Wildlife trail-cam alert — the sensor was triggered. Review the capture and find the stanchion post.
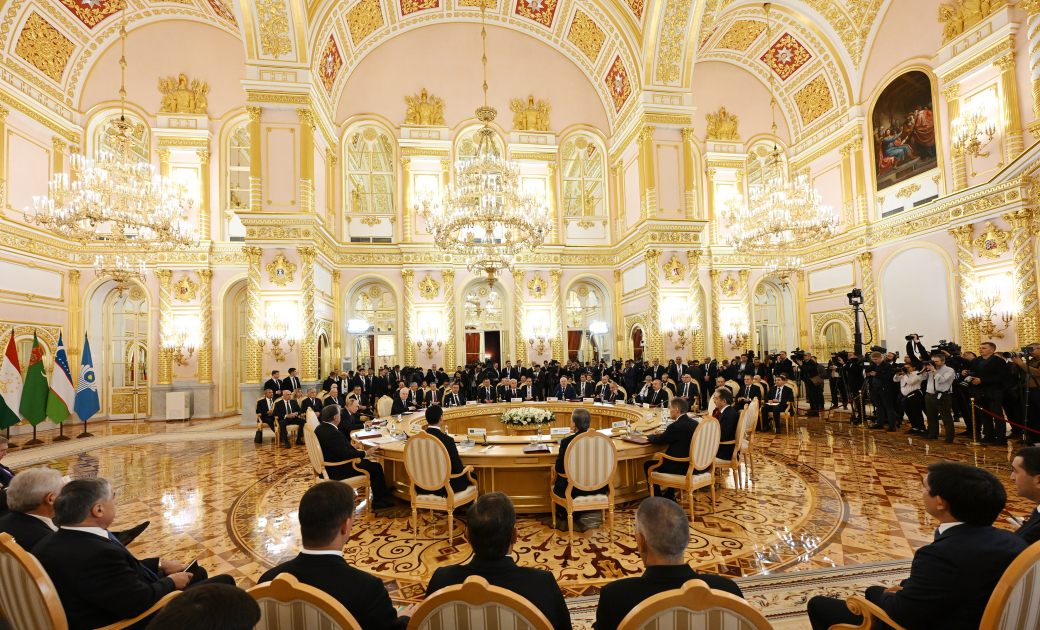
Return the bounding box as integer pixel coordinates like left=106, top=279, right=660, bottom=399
left=967, top=397, right=981, bottom=447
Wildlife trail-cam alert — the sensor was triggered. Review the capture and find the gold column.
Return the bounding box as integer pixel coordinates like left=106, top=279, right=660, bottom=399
left=401, top=158, right=413, bottom=243
left=681, top=128, right=697, bottom=219
left=994, top=53, right=1025, bottom=161
left=298, top=246, right=317, bottom=381
left=155, top=268, right=173, bottom=386
left=639, top=126, right=657, bottom=219
left=332, top=269, right=342, bottom=364
left=738, top=269, right=751, bottom=351
left=247, top=106, right=263, bottom=211
left=708, top=269, right=725, bottom=359
left=326, top=149, right=338, bottom=232
left=1004, top=209, right=1039, bottom=344
left=196, top=269, right=213, bottom=384
left=851, top=138, right=869, bottom=224
left=402, top=269, right=416, bottom=366
left=0, top=106, right=8, bottom=204
left=244, top=246, right=263, bottom=382
left=948, top=226, right=979, bottom=350
left=795, top=270, right=809, bottom=350
left=613, top=269, right=623, bottom=358
left=942, top=85, right=968, bottom=192
left=197, top=151, right=211, bottom=241
left=687, top=250, right=705, bottom=360
left=1025, top=0, right=1040, bottom=130
left=840, top=144, right=854, bottom=226
left=68, top=269, right=81, bottom=374
left=705, top=169, right=718, bottom=243
left=53, top=137, right=66, bottom=180
left=157, top=148, right=171, bottom=179
left=512, top=268, right=527, bottom=365
left=550, top=269, right=564, bottom=362
left=443, top=269, right=456, bottom=368
left=547, top=163, right=560, bottom=244
left=297, top=109, right=315, bottom=214
left=645, top=249, right=663, bottom=361
left=855, top=251, right=880, bottom=347
left=613, top=162, right=625, bottom=237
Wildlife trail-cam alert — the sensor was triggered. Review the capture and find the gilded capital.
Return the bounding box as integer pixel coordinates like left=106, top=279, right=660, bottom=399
left=839, top=144, right=851, bottom=159
left=705, top=168, right=716, bottom=181
left=156, top=148, right=171, bottom=162
left=243, top=246, right=263, bottom=265
left=332, top=269, right=341, bottom=283
left=326, top=148, right=337, bottom=165
left=1022, top=0, right=1040, bottom=15
left=0, top=105, right=8, bottom=120
left=709, top=268, right=721, bottom=281
left=246, top=106, right=262, bottom=123
left=993, top=52, right=1016, bottom=74
left=850, top=137, right=863, bottom=152
left=442, top=268, right=455, bottom=281
left=549, top=268, right=563, bottom=283
left=613, top=268, right=622, bottom=282
left=855, top=251, right=873, bottom=264
left=400, top=157, right=411, bottom=168
left=297, top=246, right=317, bottom=264
left=948, top=224, right=974, bottom=245
left=940, top=84, right=960, bottom=102
left=154, top=268, right=173, bottom=287
left=197, top=150, right=211, bottom=164
left=1002, top=208, right=1034, bottom=230
left=402, top=269, right=415, bottom=283
left=639, top=125, right=656, bottom=143
left=546, top=162, right=557, bottom=176
left=643, top=248, right=663, bottom=264
left=196, top=268, right=213, bottom=281
left=296, top=108, right=315, bottom=130
left=680, top=127, right=696, bottom=143
left=69, top=269, right=80, bottom=283
left=53, top=136, right=67, bottom=151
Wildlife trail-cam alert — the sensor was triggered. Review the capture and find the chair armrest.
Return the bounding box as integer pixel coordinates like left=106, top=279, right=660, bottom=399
left=717, top=439, right=737, bottom=445
left=645, top=453, right=664, bottom=475
left=657, top=453, right=692, bottom=462
left=827, top=596, right=909, bottom=630
left=95, top=591, right=181, bottom=630
left=324, top=459, right=360, bottom=467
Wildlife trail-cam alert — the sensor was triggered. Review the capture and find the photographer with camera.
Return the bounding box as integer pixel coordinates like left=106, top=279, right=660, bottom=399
left=1010, top=343, right=1040, bottom=446
left=964, top=342, right=1008, bottom=445
left=772, top=351, right=794, bottom=382
left=866, top=350, right=900, bottom=431
left=838, top=351, right=865, bottom=424
left=827, top=354, right=847, bottom=409
left=894, top=355, right=927, bottom=435
left=795, top=352, right=824, bottom=418
left=923, top=353, right=956, bottom=442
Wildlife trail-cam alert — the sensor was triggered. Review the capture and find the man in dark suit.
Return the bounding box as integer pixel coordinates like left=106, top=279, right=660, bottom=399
left=496, top=378, right=512, bottom=403
left=638, top=380, right=668, bottom=407
left=551, top=409, right=609, bottom=523
left=551, top=377, right=577, bottom=400
left=477, top=378, right=497, bottom=403
left=339, top=399, right=367, bottom=436
left=735, top=374, right=762, bottom=411
left=701, top=358, right=718, bottom=410
left=773, top=352, right=794, bottom=380
left=34, top=478, right=234, bottom=630
left=300, top=388, right=323, bottom=418
left=274, top=390, right=305, bottom=448
left=762, top=375, right=795, bottom=433
left=503, top=361, right=520, bottom=382
left=595, top=497, right=743, bottom=630
left=255, top=389, right=277, bottom=433
left=575, top=374, right=595, bottom=399
left=808, top=462, right=1028, bottom=630
left=714, top=388, right=740, bottom=461
left=623, top=360, right=637, bottom=394
left=519, top=377, right=536, bottom=401
left=0, top=467, right=63, bottom=551
left=866, top=351, right=900, bottom=431
left=647, top=359, right=665, bottom=382
left=676, top=374, right=698, bottom=407
left=443, top=383, right=466, bottom=407
left=644, top=398, right=699, bottom=499
left=283, top=367, right=302, bottom=395
left=966, top=342, right=1009, bottom=444
left=259, top=482, right=413, bottom=629
left=1010, top=446, right=1040, bottom=545
left=390, top=387, right=416, bottom=415
left=322, top=369, right=342, bottom=394
left=426, top=492, right=570, bottom=630
left=263, top=370, right=284, bottom=397
left=315, top=406, right=393, bottom=510
left=424, top=383, right=443, bottom=407
left=423, top=406, right=472, bottom=496
left=599, top=382, right=624, bottom=404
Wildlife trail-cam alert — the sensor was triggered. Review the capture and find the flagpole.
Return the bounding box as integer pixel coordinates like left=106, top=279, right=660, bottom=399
left=77, top=416, right=93, bottom=438
left=24, top=425, right=42, bottom=446
left=54, top=420, right=70, bottom=442
left=4, top=427, right=18, bottom=450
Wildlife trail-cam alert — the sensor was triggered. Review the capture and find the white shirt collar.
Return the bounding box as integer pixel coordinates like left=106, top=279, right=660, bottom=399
left=300, top=549, right=343, bottom=556
left=61, top=525, right=109, bottom=539
left=937, top=521, right=964, bottom=535
left=427, top=425, right=442, bottom=432
left=28, top=513, right=58, bottom=531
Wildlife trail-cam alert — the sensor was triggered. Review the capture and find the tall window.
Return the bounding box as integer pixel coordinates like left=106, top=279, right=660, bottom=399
left=349, top=283, right=397, bottom=368
left=561, top=135, right=604, bottom=217
left=346, top=127, right=395, bottom=214
left=457, top=127, right=504, bottom=160
left=107, top=287, right=149, bottom=419
left=823, top=322, right=850, bottom=357
left=227, top=126, right=250, bottom=210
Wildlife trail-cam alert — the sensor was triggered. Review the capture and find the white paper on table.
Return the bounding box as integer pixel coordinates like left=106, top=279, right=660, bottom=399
left=547, top=397, right=559, bottom=401
left=479, top=445, right=497, bottom=453
left=511, top=398, right=522, bottom=402
left=612, top=420, right=627, bottom=429
left=364, top=437, right=397, bottom=445
left=466, top=401, right=478, bottom=405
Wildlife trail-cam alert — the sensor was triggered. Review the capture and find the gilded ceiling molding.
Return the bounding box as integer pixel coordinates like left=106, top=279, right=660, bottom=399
left=0, top=88, right=79, bottom=144
left=938, top=34, right=1015, bottom=84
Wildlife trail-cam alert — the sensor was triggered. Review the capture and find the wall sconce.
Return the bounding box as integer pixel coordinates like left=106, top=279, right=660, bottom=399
left=967, top=280, right=1013, bottom=340
left=724, top=315, right=750, bottom=350
left=664, top=301, right=697, bottom=350
left=527, top=319, right=554, bottom=356
left=255, top=314, right=296, bottom=362
left=163, top=319, right=196, bottom=367
left=417, top=323, right=442, bottom=359
left=952, top=99, right=996, bottom=167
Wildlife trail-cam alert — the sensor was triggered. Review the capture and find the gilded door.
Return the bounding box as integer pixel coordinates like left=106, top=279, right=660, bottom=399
left=108, top=289, right=149, bottom=419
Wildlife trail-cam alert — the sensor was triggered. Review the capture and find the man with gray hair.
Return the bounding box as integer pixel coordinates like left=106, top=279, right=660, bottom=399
left=594, top=497, right=743, bottom=630
left=0, top=467, right=63, bottom=551
left=551, top=408, right=609, bottom=525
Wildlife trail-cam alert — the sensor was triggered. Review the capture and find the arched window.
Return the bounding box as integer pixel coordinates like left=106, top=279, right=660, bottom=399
left=565, top=281, right=610, bottom=362
left=106, top=285, right=149, bottom=419
left=348, top=283, right=397, bottom=369
left=822, top=322, right=849, bottom=357
left=96, top=115, right=149, bottom=163
left=345, top=126, right=395, bottom=214
left=227, top=125, right=251, bottom=211
left=561, top=135, right=604, bottom=216
left=464, top=287, right=504, bottom=331
left=457, top=126, right=505, bottom=160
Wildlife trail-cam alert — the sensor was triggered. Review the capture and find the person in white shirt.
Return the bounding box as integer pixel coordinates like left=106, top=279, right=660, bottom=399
left=894, top=357, right=927, bottom=436
left=924, top=353, right=957, bottom=443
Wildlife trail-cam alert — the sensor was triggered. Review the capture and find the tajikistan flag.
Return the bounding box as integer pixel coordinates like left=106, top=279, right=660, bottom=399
left=46, top=332, right=75, bottom=424
left=0, top=332, right=23, bottom=430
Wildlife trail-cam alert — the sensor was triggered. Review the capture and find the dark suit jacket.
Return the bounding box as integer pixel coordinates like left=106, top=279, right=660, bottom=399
left=575, top=382, right=596, bottom=399
left=736, top=384, right=762, bottom=406
left=647, top=365, right=666, bottom=381
left=390, top=396, right=415, bottom=415
left=594, top=565, right=743, bottom=630
left=283, top=375, right=302, bottom=393
left=496, top=384, right=512, bottom=402
left=647, top=414, right=699, bottom=475
left=519, top=384, right=536, bottom=400
left=640, top=388, right=668, bottom=407
left=425, top=426, right=469, bottom=494
left=971, top=354, right=1008, bottom=390
left=764, top=385, right=794, bottom=408
left=274, top=398, right=302, bottom=425
left=876, top=524, right=1026, bottom=630
left=599, top=388, right=624, bottom=404
left=33, top=528, right=176, bottom=630
left=263, top=378, right=284, bottom=394
left=716, top=405, right=740, bottom=460
left=338, top=410, right=366, bottom=438
left=443, top=391, right=466, bottom=407
left=477, top=386, right=497, bottom=403
left=425, top=388, right=444, bottom=407
left=315, top=422, right=367, bottom=480
left=1016, top=507, right=1040, bottom=545
left=552, top=433, right=609, bottom=499
left=0, top=462, right=12, bottom=515
left=300, top=397, right=323, bottom=418
left=551, top=385, right=577, bottom=400
left=259, top=553, right=407, bottom=630
left=427, top=556, right=570, bottom=630
left=0, top=511, right=55, bottom=551
left=675, top=381, right=698, bottom=401
left=255, top=396, right=276, bottom=424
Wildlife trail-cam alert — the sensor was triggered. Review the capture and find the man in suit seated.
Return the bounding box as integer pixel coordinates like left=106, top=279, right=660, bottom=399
left=347, top=385, right=368, bottom=413
left=406, top=382, right=423, bottom=409
left=714, top=388, right=740, bottom=461
left=595, top=497, right=743, bottom=630
left=496, top=378, right=512, bottom=404
left=659, top=373, right=677, bottom=396
left=634, top=375, right=653, bottom=403
left=551, top=408, right=609, bottom=526
left=643, top=398, right=699, bottom=500
left=807, top=462, right=1028, bottom=630
left=477, top=378, right=497, bottom=404
left=0, top=467, right=64, bottom=551
left=141, top=583, right=260, bottom=630
left=258, top=482, right=414, bottom=629
left=598, top=382, right=625, bottom=404
left=443, top=382, right=467, bottom=407
left=573, top=374, right=592, bottom=399
left=338, top=398, right=368, bottom=437
left=423, top=405, right=473, bottom=497
left=315, top=406, right=394, bottom=510
left=426, top=492, right=570, bottom=630
left=34, top=478, right=234, bottom=630
left=551, top=376, right=577, bottom=400
left=594, top=375, right=611, bottom=398
left=390, top=387, right=417, bottom=416
left=424, top=382, right=443, bottom=407
left=676, top=374, right=698, bottom=406
left=762, top=375, right=795, bottom=433
left=255, top=389, right=277, bottom=434
left=637, top=380, right=668, bottom=408
left=274, top=390, right=305, bottom=448
left=504, top=379, right=521, bottom=402
left=520, top=377, right=537, bottom=401
left=1010, top=446, right=1040, bottom=544
left=300, top=388, right=323, bottom=418
left=263, top=370, right=284, bottom=397
left=735, top=374, right=762, bottom=411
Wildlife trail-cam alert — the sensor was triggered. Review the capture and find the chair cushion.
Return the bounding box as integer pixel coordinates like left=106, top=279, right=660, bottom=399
left=649, top=472, right=712, bottom=486
left=715, top=457, right=733, bottom=466
left=740, top=439, right=749, bottom=450
left=416, top=484, right=478, bottom=506
left=340, top=475, right=368, bottom=489
left=572, top=494, right=609, bottom=506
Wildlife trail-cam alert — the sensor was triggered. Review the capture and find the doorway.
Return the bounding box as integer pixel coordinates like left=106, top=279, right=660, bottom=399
left=464, top=331, right=500, bottom=366
left=632, top=327, right=643, bottom=362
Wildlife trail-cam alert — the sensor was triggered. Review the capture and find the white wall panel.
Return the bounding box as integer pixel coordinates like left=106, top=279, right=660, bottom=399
left=879, top=247, right=953, bottom=349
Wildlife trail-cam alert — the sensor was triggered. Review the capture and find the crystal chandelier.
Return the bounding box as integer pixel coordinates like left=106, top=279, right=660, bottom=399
left=721, top=3, right=837, bottom=274
left=24, top=6, right=196, bottom=289
left=414, top=3, right=550, bottom=286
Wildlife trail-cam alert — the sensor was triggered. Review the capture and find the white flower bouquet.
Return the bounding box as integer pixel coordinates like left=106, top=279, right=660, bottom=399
left=499, top=406, right=555, bottom=428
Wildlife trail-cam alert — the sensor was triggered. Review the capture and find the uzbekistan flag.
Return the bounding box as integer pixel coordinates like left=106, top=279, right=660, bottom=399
left=46, top=332, right=75, bottom=424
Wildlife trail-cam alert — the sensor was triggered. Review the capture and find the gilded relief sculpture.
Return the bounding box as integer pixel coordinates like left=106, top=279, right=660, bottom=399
left=158, top=73, right=209, bottom=114
left=510, top=95, right=551, bottom=131
left=939, top=0, right=1005, bottom=44
left=404, top=88, right=446, bottom=126
left=705, top=106, right=740, bottom=141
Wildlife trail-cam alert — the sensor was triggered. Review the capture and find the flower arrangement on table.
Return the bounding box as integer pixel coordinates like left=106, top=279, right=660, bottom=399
left=499, top=406, right=555, bottom=428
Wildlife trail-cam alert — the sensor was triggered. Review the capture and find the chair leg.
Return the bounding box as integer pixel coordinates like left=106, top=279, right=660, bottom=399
left=732, top=467, right=739, bottom=490
left=686, top=488, right=694, bottom=522
left=567, top=511, right=574, bottom=550
left=412, top=508, right=418, bottom=540
left=748, top=452, right=755, bottom=479
left=447, top=509, right=454, bottom=543
left=608, top=507, right=614, bottom=551
left=552, top=502, right=557, bottom=530
left=710, top=482, right=716, bottom=513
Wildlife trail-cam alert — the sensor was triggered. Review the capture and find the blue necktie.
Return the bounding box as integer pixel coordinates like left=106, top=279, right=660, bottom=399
left=0, top=466, right=13, bottom=486
left=108, top=532, right=160, bottom=581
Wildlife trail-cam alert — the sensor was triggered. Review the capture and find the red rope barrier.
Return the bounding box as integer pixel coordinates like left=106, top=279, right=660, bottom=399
left=971, top=403, right=1040, bottom=436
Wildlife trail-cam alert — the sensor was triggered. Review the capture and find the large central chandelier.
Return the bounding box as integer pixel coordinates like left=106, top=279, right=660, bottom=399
left=24, top=6, right=196, bottom=288
left=414, top=2, right=550, bottom=285
left=721, top=3, right=837, bottom=283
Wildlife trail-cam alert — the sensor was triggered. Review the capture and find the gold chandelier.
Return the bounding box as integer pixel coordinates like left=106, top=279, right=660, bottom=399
left=24, top=6, right=196, bottom=289
left=414, top=3, right=550, bottom=285
left=721, top=3, right=837, bottom=274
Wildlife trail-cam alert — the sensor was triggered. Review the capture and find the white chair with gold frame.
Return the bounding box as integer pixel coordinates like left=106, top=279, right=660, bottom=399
left=406, top=575, right=553, bottom=630
left=305, top=407, right=320, bottom=432
left=376, top=395, right=394, bottom=418
left=403, top=430, right=479, bottom=541
left=548, top=428, right=618, bottom=550
left=249, top=573, right=362, bottom=630
left=646, top=417, right=722, bottom=518
left=301, top=422, right=373, bottom=517
left=615, top=579, right=773, bottom=630
left=778, top=382, right=797, bottom=433
left=715, top=398, right=758, bottom=490
left=256, top=396, right=282, bottom=445
left=0, top=532, right=180, bottom=630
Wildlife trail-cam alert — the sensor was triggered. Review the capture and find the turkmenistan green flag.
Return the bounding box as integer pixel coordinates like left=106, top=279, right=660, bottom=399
left=20, top=331, right=50, bottom=426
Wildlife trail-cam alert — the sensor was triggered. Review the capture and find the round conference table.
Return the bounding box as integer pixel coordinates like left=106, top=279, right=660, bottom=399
left=354, top=402, right=671, bottom=513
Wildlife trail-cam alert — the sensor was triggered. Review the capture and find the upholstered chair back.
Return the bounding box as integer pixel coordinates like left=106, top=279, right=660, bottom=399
left=565, top=430, right=618, bottom=492
left=689, top=418, right=721, bottom=472
left=404, top=430, right=450, bottom=491
left=250, top=573, right=362, bottom=630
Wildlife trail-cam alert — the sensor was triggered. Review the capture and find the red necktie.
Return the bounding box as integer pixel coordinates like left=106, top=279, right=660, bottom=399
left=712, top=409, right=720, bottom=418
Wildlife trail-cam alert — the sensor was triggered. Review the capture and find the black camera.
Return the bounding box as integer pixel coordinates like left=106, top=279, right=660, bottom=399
left=958, top=371, right=976, bottom=389
left=870, top=345, right=887, bottom=354
left=931, top=340, right=961, bottom=355
left=791, top=349, right=806, bottom=361
left=905, top=334, right=922, bottom=341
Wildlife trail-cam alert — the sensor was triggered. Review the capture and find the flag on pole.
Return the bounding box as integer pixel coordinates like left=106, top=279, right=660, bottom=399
left=46, top=332, right=75, bottom=424
left=74, top=334, right=101, bottom=423
left=0, top=332, right=23, bottom=430
left=20, top=331, right=50, bottom=426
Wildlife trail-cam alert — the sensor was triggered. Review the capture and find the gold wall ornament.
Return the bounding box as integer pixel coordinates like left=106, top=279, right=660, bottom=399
left=256, top=0, right=293, bottom=58
left=266, top=252, right=296, bottom=286
left=346, top=0, right=384, bottom=45
left=972, top=221, right=1011, bottom=259
left=793, top=75, right=834, bottom=126
left=940, top=0, right=1004, bottom=44
left=720, top=273, right=738, bottom=298
left=705, top=106, right=740, bottom=141
left=510, top=95, right=551, bottom=131
left=527, top=273, right=549, bottom=299
left=717, top=19, right=766, bottom=51
left=566, top=10, right=606, bottom=61
left=173, top=273, right=198, bottom=302
left=663, top=253, right=686, bottom=283
left=157, top=73, right=209, bottom=114
left=417, top=273, right=441, bottom=299
left=15, top=13, right=74, bottom=83
left=894, top=183, right=922, bottom=199
left=404, top=88, right=446, bottom=126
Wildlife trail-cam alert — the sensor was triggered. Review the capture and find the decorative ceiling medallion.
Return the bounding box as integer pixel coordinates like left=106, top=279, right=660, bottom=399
left=417, top=273, right=441, bottom=299
left=173, top=273, right=198, bottom=302
left=566, top=10, right=605, bottom=61
left=15, top=13, right=75, bottom=83
left=761, top=32, right=812, bottom=81
left=527, top=273, right=548, bottom=298
left=625, top=0, right=644, bottom=20
left=266, top=252, right=297, bottom=286
left=318, top=35, right=343, bottom=96
left=347, top=0, right=384, bottom=46
left=206, top=0, right=237, bottom=25
left=663, top=254, right=686, bottom=283
left=401, top=0, right=438, bottom=16
left=514, top=0, right=558, bottom=28
left=57, top=0, right=122, bottom=29
left=793, top=75, right=833, bottom=126
left=604, top=56, right=631, bottom=113
left=717, top=19, right=765, bottom=51
left=972, top=221, right=1011, bottom=259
